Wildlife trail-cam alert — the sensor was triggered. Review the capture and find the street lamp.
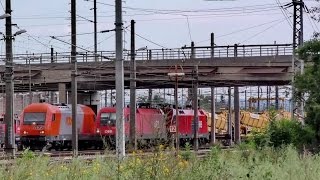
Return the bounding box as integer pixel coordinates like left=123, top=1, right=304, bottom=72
left=0, top=13, right=10, bottom=19
left=0, top=29, right=27, bottom=39
left=168, top=65, right=184, bottom=153
left=84, top=0, right=98, bottom=61
left=13, top=29, right=27, bottom=36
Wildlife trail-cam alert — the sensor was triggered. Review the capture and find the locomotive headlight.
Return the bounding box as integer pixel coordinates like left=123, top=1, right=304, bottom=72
left=23, top=131, right=28, bottom=135
left=96, top=129, right=100, bottom=133
left=40, top=131, right=45, bottom=134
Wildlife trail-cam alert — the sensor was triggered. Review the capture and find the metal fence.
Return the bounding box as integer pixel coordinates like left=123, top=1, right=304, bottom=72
left=0, top=44, right=293, bottom=65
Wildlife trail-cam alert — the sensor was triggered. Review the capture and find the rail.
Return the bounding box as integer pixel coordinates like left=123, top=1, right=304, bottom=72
left=0, top=44, right=293, bottom=65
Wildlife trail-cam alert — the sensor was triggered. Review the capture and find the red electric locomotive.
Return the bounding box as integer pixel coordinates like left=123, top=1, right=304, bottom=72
left=0, top=115, right=21, bottom=149
left=95, top=106, right=166, bottom=148
left=165, top=109, right=209, bottom=145
left=18, top=103, right=96, bottom=150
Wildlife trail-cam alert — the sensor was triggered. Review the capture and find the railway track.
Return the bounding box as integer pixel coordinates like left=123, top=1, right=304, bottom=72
left=0, top=146, right=226, bottom=165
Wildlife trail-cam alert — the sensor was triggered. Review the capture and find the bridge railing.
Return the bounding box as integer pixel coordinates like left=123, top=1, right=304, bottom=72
left=0, top=44, right=293, bottom=64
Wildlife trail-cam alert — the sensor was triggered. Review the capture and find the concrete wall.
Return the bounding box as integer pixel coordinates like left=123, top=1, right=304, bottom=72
left=0, top=92, right=48, bottom=116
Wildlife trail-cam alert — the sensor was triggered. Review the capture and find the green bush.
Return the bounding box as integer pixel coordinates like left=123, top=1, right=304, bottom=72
left=249, top=119, right=315, bottom=149
left=2, top=146, right=320, bottom=179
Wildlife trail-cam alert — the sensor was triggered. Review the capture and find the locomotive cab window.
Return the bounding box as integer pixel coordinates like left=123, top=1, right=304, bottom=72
left=52, top=114, right=56, bottom=121
left=100, top=113, right=116, bottom=126
left=23, top=112, right=46, bottom=125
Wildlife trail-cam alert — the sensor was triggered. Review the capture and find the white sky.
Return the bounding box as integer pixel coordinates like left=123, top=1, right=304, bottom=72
left=0, top=0, right=314, bottom=111
left=0, top=0, right=316, bottom=55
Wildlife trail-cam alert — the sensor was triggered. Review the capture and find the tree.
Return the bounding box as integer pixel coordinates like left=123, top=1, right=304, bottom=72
left=198, top=94, right=211, bottom=112
left=153, top=94, right=165, bottom=104
left=295, top=39, right=320, bottom=140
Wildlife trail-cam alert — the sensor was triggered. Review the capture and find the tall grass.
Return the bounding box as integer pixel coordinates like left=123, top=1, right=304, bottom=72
left=1, top=146, right=320, bottom=180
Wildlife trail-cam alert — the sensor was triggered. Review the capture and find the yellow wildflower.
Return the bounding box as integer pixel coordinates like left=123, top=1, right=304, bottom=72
left=119, top=165, right=124, bottom=172
left=159, top=144, right=164, bottom=150
left=164, top=167, right=170, bottom=175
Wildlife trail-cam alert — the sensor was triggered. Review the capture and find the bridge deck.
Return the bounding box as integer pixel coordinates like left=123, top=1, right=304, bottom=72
left=0, top=44, right=293, bottom=92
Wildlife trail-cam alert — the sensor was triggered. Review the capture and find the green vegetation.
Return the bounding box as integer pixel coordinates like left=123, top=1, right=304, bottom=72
left=1, top=145, right=320, bottom=180
left=248, top=109, right=316, bottom=150
left=295, top=39, right=320, bottom=142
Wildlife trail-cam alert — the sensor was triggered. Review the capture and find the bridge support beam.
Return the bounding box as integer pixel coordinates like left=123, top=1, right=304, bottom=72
left=234, top=86, right=240, bottom=144
left=58, top=83, right=67, bottom=104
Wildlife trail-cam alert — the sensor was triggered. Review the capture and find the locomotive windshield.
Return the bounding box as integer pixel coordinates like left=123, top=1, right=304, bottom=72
left=23, top=112, right=46, bottom=125
left=100, top=113, right=116, bottom=126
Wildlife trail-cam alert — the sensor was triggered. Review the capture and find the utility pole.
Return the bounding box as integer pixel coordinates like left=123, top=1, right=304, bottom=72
left=94, top=0, right=98, bottom=62
left=115, top=0, right=125, bottom=159
left=210, top=32, right=214, bottom=58
left=291, top=0, right=304, bottom=118
left=50, top=47, right=55, bottom=103
left=168, top=65, right=184, bottom=152
left=275, top=86, right=279, bottom=110
left=71, top=0, right=78, bottom=157
left=210, top=87, right=216, bottom=145
left=4, top=0, right=15, bottom=157
left=266, top=86, right=270, bottom=110
left=292, top=0, right=304, bottom=48
left=184, top=41, right=195, bottom=106
left=28, top=55, right=32, bottom=104
left=129, top=20, right=137, bottom=150
left=193, top=65, right=199, bottom=151
left=104, top=90, right=107, bottom=106
left=110, top=89, right=113, bottom=106
left=234, top=86, right=240, bottom=144
left=227, top=87, right=232, bottom=146
left=210, top=33, right=216, bottom=145
left=174, top=65, right=179, bottom=153
left=257, top=86, right=260, bottom=112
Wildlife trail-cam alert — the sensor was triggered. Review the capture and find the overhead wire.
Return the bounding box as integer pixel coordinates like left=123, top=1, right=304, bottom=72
left=275, top=0, right=293, bottom=29
left=135, top=33, right=167, bottom=49
left=0, top=0, right=4, bottom=12
left=196, top=17, right=289, bottom=44
left=12, top=4, right=285, bottom=30
left=92, top=1, right=283, bottom=13
left=85, top=33, right=114, bottom=49
left=240, top=17, right=290, bottom=44
left=76, top=14, right=94, bottom=23
left=306, top=11, right=319, bottom=32
left=185, top=15, right=193, bottom=42
left=16, top=11, right=283, bottom=29
left=13, top=9, right=281, bottom=22
left=17, top=35, right=70, bottom=52
left=305, top=5, right=320, bottom=33
left=84, top=24, right=130, bottom=50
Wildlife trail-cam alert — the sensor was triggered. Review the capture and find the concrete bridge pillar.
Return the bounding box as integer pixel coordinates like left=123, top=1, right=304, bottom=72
left=76, top=91, right=101, bottom=114
left=58, top=83, right=67, bottom=104
left=49, top=92, right=55, bottom=104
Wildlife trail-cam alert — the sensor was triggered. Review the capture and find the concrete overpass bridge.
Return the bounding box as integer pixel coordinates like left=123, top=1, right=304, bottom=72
left=0, top=43, right=293, bottom=93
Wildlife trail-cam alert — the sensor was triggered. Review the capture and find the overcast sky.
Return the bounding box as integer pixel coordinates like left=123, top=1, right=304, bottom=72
left=0, top=0, right=316, bottom=55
